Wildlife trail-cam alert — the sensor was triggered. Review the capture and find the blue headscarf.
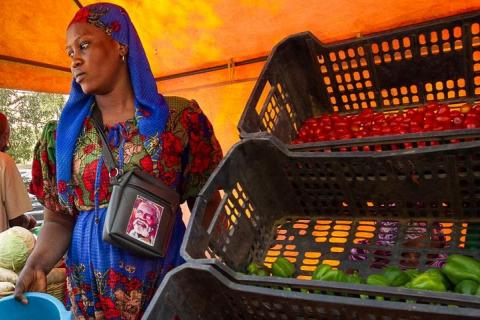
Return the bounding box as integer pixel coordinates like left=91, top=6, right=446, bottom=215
left=56, top=3, right=169, bottom=209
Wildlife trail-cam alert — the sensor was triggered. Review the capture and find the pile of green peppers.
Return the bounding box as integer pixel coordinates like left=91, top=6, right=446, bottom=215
left=246, top=254, right=480, bottom=297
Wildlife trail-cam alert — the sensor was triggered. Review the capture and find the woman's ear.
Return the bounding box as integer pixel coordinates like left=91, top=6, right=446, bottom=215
left=119, top=44, right=128, bottom=58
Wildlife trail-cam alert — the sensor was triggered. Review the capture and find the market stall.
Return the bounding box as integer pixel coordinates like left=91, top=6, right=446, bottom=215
left=2, top=1, right=480, bottom=320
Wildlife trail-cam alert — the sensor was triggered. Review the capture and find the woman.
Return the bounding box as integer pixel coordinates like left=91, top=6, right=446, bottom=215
left=0, top=112, right=36, bottom=232
left=14, top=3, right=222, bottom=319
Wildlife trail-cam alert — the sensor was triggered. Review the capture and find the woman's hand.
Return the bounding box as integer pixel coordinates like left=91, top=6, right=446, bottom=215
left=13, top=207, right=74, bottom=304
left=14, top=264, right=48, bottom=304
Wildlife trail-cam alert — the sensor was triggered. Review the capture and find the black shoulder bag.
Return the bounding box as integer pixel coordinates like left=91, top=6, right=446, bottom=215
left=91, top=107, right=180, bottom=258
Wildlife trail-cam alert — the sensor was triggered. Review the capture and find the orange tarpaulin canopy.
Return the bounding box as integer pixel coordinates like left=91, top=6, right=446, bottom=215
left=1, top=0, right=480, bottom=151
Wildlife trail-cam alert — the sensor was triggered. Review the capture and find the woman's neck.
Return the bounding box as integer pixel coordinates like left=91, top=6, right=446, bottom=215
left=96, top=94, right=135, bottom=126
left=95, top=71, right=136, bottom=126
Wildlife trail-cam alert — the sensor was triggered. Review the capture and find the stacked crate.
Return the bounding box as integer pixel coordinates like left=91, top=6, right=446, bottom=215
left=145, top=11, right=480, bottom=320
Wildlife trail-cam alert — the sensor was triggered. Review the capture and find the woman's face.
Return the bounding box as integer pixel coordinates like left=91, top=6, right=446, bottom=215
left=66, top=22, right=124, bottom=95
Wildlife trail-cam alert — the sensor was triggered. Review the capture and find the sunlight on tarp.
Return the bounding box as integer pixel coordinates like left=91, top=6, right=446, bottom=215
left=2, top=0, right=480, bottom=152
left=82, top=0, right=224, bottom=75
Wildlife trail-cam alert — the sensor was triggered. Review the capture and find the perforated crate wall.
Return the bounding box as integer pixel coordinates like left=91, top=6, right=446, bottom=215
left=239, top=11, right=480, bottom=146
left=182, top=137, right=480, bottom=279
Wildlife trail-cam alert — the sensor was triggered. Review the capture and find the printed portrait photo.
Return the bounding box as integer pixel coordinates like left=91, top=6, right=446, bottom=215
left=126, top=195, right=164, bottom=246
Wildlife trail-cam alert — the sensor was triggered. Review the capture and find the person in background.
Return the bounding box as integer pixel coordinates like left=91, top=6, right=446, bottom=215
left=0, top=112, right=35, bottom=232
left=15, top=3, right=222, bottom=319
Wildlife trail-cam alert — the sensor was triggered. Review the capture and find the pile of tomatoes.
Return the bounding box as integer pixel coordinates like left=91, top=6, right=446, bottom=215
left=293, top=102, right=480, bottom=145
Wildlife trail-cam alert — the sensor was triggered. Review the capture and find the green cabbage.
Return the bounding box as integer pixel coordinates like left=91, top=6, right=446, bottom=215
left=0, top=266, right=18, bottom=283
left=0, top=227, right=35, bottom=272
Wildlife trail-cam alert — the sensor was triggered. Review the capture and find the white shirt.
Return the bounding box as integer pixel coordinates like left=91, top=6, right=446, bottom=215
left=0, top=152, right=32, bottom=232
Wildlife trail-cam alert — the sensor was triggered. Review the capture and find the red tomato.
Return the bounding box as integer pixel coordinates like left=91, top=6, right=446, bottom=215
left=465, top=120, right=479, bottom=128
left=406, top=109, right=417, bottom=118
left=433, top=125, right=445, bottom=131
left=416, top=106, right=426, bottom=114
left=334, top=121, right=349, bottom=129
left=298, top=129, right=309, bottom=139
left=426, top=102, right=439, bottom=112
left=423, top=119, right=435, bottom=132
left=330, top=112, right=341, bottom=123
left=322, top=124, right=332, bottom=132
left=424, top=110, right=436, bottom=119
left=374, top=113, right=386, bottom=123
left=359, top=109, right=374, bottom=120
left=451, top=114, right=464, bottom=127
left=320, top=115, right=332, bottom=126
left=435, top=115, right=450, bottom=124
left=409, top=120, right=421, bottom=128
left=317, top=134, right=327, bottom=141
left=354, top=130, right=368, bottom=138
left=437, top=105, right=450, bottom=115
left=466, top=112, right=478, bottom=121
left=370, top=126, right=382, bottom=136
left=400, top=122, right=410, bottom=130
left=473, top=104, right=480, bottom=114
left=410, top=126, right=423, bottom=133
left=381, top=126, right=392, bottom=135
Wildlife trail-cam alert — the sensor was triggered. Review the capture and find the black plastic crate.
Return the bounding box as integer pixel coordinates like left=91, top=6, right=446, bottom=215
left=238, top=11, right=480, bottom=149
left=181, top=137, right=480, bottom=300
left=143, top=263, right=480, bottom=320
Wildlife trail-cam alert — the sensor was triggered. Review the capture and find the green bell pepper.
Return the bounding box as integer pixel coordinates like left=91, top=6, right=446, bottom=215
left=365, top=274, right=389, bottom=301
left=442, top=254, right=480, bottom=285
left=404, top=269, right=448, bottom=292
left=366, top=274, right=390, bottom=286
left=346, top=272, right=362, bottom=284
left=404, top=269, right=421, bottom=281
left=255, top=268, right=270, bottom=277
left=312, top=264, right=350, bottom=282
left=383, top=266, right=410, bottom=287
left=247, top=262, right=270, bottom=276
left=312, top=264, right=332, bottom=280
left=271, top=257, right=295, bottom=278
left=321, top=269, right=348, bottom=282
left=247, top=262, right=260, bottom=274
left=454, top=279, right=479, bottom=295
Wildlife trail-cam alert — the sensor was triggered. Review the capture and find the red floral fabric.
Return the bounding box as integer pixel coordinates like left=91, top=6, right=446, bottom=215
left=30, top=97, right=223, bottom=212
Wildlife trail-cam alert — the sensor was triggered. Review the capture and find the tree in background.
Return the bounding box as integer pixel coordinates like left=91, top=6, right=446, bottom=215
left=0, top=89, right=65, bottom=163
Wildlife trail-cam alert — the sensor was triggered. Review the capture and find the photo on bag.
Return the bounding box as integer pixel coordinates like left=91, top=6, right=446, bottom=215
left=125, top=195, right=164, bottom=246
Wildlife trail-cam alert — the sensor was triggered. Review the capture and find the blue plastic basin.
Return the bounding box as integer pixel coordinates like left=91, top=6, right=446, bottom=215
left=0, top=292, right=71, bottom=320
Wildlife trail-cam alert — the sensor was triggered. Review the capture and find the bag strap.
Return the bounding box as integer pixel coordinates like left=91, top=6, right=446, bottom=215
left=91, top=106, right=120, bottom=184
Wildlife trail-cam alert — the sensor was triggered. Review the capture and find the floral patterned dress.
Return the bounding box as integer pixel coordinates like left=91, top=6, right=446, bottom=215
left=29, top=97, right=222, bottom=320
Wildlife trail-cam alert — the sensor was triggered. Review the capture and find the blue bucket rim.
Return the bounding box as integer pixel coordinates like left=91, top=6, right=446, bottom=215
left=0, top=292, right=71, bottom=319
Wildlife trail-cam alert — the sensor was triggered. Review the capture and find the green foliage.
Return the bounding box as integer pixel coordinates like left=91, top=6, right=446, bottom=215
left=0, top=89, right=65, bottom=163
